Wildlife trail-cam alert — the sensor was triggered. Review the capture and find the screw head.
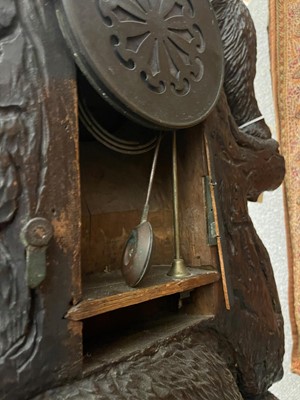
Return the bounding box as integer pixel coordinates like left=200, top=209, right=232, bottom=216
left=22, top=218, right=53, bottom=247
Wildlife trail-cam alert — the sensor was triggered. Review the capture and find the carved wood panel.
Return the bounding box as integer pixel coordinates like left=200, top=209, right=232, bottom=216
left=0, top=1, right=285, bottom=399
left=0, top=1, right=81, bottom=399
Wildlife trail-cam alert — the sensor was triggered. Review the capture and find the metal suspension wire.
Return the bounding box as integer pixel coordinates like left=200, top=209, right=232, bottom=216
left=79, top=98, right=158, bottom=155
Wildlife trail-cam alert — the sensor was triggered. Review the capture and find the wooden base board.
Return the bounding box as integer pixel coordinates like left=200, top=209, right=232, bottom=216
left=66, top=266, right=219, bottom=320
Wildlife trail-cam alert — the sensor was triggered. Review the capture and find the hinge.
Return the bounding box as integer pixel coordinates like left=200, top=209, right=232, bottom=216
left=204, top=176, right=217, bottom=246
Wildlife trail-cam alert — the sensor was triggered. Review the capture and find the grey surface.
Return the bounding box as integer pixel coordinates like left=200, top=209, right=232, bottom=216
left=247, top=1, right=300, bottom=399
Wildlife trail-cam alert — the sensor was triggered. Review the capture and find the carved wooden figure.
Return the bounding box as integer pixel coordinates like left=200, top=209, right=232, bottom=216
left=0, top=1, right=284, bottom=400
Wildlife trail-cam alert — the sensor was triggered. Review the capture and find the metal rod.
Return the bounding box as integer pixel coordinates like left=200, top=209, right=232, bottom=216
left=172, top=130, right=181, bottom=259
left=140, top=133, right=162, bottom=223
left=168, top=130, right=190, bottom=278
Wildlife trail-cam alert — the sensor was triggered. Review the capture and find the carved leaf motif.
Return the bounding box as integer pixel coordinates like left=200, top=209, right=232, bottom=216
left=0, top=245, right=14, bottom=357
left=0, top=25, right=27, bottom=225
left=0, top=152, right=18, bottom=223
left=32, top=334, right=244, bottom=400
left=0, top=0, right=16, bottom=35
left=0, top=242, right=29, bottom=358
left=0, top=0, right=48, bottom=382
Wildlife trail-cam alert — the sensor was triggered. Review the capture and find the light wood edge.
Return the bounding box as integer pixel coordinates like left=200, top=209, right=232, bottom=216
left=204, top=134, right=231, bottom=310
left=66, top=271, right=220, bottom=321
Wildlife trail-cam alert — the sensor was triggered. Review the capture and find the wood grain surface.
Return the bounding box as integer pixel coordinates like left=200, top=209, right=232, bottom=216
left=67, top=266, right=219, bottom=320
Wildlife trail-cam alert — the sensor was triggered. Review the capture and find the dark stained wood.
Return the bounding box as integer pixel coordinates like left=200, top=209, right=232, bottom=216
left=0, top=1, right=285, bottom=400
left=204, top=133, right=234, bottom=310
left=203, top=5, right=285, bottom=395
left=67, top=267, right=220, bottom=321
left=34, top=317, right=244, bottom=400
left=83, top=313, right=213, bottom=376
left=204, top=92, right=285, bottom=398
left=0, top=2, right=81, bottom=400
left=211, top=0, right=273, bottom=140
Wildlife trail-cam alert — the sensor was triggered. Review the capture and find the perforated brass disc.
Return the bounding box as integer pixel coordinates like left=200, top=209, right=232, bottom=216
left=57, top=0, right=224, bottom=129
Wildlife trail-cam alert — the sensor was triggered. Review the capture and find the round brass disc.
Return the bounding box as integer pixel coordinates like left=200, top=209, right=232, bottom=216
left=121, top=221, right=153, bottom=287
left=57, top=0, right=224, bottom=129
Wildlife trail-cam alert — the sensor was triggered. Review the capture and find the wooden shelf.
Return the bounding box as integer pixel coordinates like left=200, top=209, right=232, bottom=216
left=66, top=266, right=219, bottom=321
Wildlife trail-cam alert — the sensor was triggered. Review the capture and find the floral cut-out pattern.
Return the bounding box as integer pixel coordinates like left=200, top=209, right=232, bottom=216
left=98, top=0, right=206, bottom=96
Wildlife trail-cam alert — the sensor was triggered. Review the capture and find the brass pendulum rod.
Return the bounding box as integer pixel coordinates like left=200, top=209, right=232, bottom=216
left=140, top=133, right=162, bottom=224
left=168, top=130, right=190, bottom=278
left=173, top=130, right=180, bottom=260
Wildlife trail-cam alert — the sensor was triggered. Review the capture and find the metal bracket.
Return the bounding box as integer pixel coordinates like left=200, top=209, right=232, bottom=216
left=204, top=176, right=217, bottom=246
left=21, top=217, right=53, bottom=289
